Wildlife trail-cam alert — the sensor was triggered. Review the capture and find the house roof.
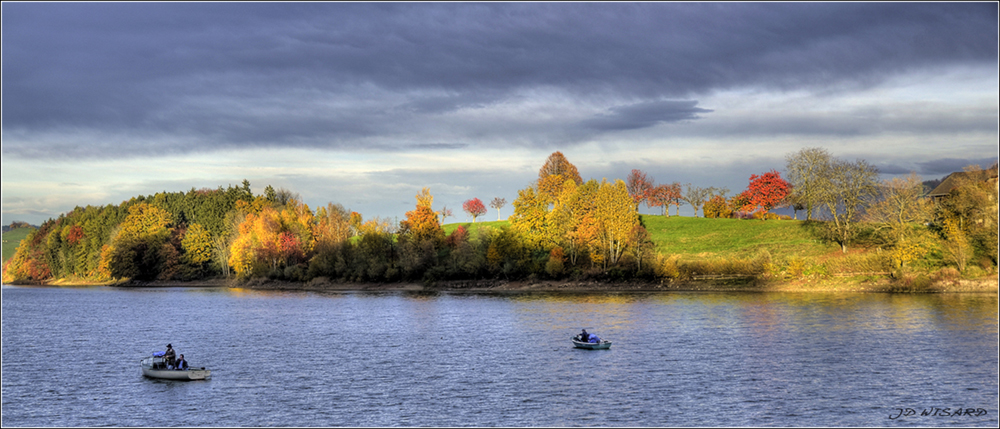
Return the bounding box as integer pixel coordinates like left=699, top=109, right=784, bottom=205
left=927, top=166, right=999, bottom=198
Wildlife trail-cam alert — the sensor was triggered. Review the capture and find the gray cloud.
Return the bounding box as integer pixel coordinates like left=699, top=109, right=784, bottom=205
left=583, top=100, right=713, bottom=132
left=917, top=158, right=999, bottom=176
left=3, top=3, right=996, bottom=159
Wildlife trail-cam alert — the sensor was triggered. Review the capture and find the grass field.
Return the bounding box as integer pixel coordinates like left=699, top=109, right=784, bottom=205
left=440, top=216, right=839, bottom=262
left=2, top=228, right=34, bottom=264
left=442, top=219, right=508, bottom=238
left=639, top=215, right=838, bottom=261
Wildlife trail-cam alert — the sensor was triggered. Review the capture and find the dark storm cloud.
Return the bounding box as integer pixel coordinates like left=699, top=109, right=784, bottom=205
left=2, top=2, right=996, bottom=158
left=583, top=100, right=713, bottom=131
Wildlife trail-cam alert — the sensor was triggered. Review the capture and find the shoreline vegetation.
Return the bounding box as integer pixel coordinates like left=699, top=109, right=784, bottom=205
left=4, top=151, right=997, bottom=292
left=26, top=276, right=1000, bottom=294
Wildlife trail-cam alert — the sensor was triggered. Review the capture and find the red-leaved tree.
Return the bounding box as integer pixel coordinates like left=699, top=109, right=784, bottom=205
left=648, top=182, right=684, bottom=216
left=626, top=169, right=653, bottom=211
left=463, top=198, right=487, bottom=223
left=739, top=170, right=791, bottom=219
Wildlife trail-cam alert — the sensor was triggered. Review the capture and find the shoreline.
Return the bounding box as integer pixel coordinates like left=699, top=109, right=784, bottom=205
left=17, top=276, right=997, bottom=294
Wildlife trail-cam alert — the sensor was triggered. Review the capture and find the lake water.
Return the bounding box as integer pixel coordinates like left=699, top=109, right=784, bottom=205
left=2, top=285, right=997, bottom=427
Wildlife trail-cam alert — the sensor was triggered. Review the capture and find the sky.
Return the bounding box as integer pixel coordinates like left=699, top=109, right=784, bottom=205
left=2, top=2, right=998, bottom=226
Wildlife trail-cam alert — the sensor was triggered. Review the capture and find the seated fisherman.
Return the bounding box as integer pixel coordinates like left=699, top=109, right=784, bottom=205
left=175, top=354, right=189, bottom=371
left=579, top=329, right=589, bottom=342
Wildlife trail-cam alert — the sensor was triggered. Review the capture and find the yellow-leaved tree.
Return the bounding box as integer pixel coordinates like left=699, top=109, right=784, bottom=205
left=594, top=179, right=639, bottom=267
left=509, top=186, right=550, bottom=249
left=99, top=203, right=174, bottom=280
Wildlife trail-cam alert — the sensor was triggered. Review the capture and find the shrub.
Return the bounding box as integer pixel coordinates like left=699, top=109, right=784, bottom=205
left=703, top=195, right=732, bottom=219
left=653, top=254, right=680, bottom=279
left=785, top=256, right=808, bottom=278
left=824, top=251, right=892, bottom=275
left=930, top=267, right=961, bottom=284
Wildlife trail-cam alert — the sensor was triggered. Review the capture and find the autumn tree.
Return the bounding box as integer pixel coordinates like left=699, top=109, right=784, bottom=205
left=539, top=151, right=583, bottom=185
left=934, top=164, right=999, bottom=267
left=537, top=151, right=583, bottom=203
left=509, top=186, right=550, bottom=248
left=228, top=201, right=314, bottom=279
left=102, top=203, right=174, bottom=280
left=314, top=203, right=353, bottom=249
left=864, top=173, right=933, bottom=268
left=648, top=182, right=683, bottom=216
left=594, top=180, right=640, bottom=266
left=626, top=169, right=653, bottom=212
left=703, top=195, right=733, bottom=219
left=490, top=197, right=507, bottom=221
left=785, top=147, right=833, bottom=220
left=398, top=187, right=444, bottom=245
left=738, top=170, right=791, bottom=219
left=181, top=223, right=213, bottom=272
left=463, top=198, right=487, bottom=223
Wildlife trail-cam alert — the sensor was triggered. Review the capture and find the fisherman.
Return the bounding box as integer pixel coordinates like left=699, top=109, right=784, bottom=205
left=175, top=354, right=189, bottom=371
left=579, top=329, right=590, bottom=342
left=164, top=344, right=177, bottom=368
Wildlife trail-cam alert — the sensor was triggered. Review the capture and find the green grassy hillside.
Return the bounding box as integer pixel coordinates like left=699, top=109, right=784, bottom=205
left=3, top=228, right=34, bottom=263
left=441, top=216, right=838, bottom=262
left=442, top=220, right=509, bottom=239
left=640, top=215, right=837, bottom=261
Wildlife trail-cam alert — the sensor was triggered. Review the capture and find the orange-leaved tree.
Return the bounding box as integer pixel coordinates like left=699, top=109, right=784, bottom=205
left=538, top=151, right=583, bottom=202
left=399, top=187, right=444, bottom=245
left=228, top=200, right=314, bottom=278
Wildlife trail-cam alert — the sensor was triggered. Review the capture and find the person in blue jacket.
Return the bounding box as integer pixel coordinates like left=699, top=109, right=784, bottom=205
left=175, top=354, right=189, bottom=370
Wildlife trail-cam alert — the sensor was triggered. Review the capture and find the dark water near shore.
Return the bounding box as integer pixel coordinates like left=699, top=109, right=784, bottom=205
left=2, top=285, right=997, bottom=427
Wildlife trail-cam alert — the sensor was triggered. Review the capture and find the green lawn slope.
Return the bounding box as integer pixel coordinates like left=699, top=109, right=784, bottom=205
left=441, top=215, right=839, bottom=262
left=442, top=220, right=509, bottom=239
left=3, top=228, right=34, bottom=264
left=640, top=215, right=838, bottom=261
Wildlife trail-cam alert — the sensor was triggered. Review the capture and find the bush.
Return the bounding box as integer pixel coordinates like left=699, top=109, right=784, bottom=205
left=785, top=256, right=808, bottom=278
left=824, top=251, right=892, bottom=275
left=653, top=254, right=680, bottom=279
left=930, top=267, right=961, bottom=284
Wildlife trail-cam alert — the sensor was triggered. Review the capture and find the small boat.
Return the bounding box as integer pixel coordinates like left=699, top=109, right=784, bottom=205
left=572, top=335, right=612, bottom=350
left=140, top=352, right=211, bottom=381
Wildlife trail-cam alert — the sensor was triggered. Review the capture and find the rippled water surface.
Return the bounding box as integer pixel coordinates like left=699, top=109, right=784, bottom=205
left=2, top=285, right=997, bottom=427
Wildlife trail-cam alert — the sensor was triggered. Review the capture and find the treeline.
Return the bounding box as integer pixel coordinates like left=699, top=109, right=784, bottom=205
left=3, top=151, right=997, bottom=285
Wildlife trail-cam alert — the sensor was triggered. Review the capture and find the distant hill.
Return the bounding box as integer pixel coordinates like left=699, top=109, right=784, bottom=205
left=3, top=222, right=36, bottom=234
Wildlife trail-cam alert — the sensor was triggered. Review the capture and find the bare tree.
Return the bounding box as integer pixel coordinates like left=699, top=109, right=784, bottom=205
left=438, top=206, right=453, bottom=224
left=786, top=147, right=833, bottom=220
left=490, top=197, right=507, bottom=221
left=819, top=159, right=880, bottom=253
left=682, top=184, right=711, bottom=217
